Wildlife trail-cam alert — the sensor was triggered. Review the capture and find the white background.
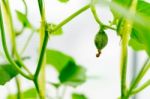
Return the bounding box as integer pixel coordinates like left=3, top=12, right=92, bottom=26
left=0, top=0, right=150, bottom=99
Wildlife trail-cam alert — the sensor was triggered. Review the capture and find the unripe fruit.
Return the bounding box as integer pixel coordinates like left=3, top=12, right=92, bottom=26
left=94, top=29, right=108, bottom=57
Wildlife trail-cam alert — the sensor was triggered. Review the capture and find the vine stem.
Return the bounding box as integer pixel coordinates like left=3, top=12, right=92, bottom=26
left=0, top=6, right=33, bottom=80
left=20, top=30, right=35, bottom=55
left=16, top=0, right=28, bottom=35
left=52, top=4, right=90, bottom=32
left=22, top=0, right=27, bottom=16
left=1, top=0, right=33, bottom=76
left=34, top=3, right=91, bottom=98
left=33, top=0, right=47, bottom=98
left=34, top=30, right=49, bottom=98
left=90, top=0, right=103, bottom=26
left=130, top=79, right=150, bottom=96
left=15, top=77, right=22, bottom=99
left=120, top=1, right=138, bottom=99
left=53, top=4, right=115, bottom=32
left=120, top=20, right=130, bottom=99
left=119, top=0, right=138, bottom=99
left=90, top=2, right=116, bottom=31
left=125, top=59, right=150, bottom=98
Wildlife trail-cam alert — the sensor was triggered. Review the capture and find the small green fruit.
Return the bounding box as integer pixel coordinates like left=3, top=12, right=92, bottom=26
left=94, top=29, right=108, bottom=57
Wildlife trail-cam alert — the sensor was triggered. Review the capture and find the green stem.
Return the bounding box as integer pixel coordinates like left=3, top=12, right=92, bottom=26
left=16, top=53, right=33, bottom=76
left=1, top=0, right=33, bottom=76
left=22, top=0, right=27, bottom=15
left=52, top=4, right=90, bottom=32
left=125, top=58, right=150, bottom=98
left=90, top=1, right=103, bottom=26
left=90, top=2, right=116, bottom=30
left=35, top=0, right=47, bottom=98
left=120, top=28, right=128, bottom=98
left=0, top=6, right=33, bottom=80
left=38, top=0, right=44, bottom=17
left=137, top=59, right=150, bottom=83
left=16, top=0, right=28, bottom=35
left=15, top=77, right=22, bottom=99
left=131, top=79, right=150, bottom=96
left=119, top=0, right=138, bottom=98
left=20, top=31, right=35, bottom=55
left=34, top=30, right=49, bottom=99
left=33, top=79, right=44, bottom=99
left=104, top=24, right=116, bottom=30
left=34, top=30, right=48, bottom=81
left=1, top=0, right=16, bottom=55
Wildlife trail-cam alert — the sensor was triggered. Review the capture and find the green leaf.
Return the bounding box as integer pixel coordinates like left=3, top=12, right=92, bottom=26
left=130, top=28, right=144, bottom=44
left=16, top=11, right=31, bottom=28
left=22, top=88, right=37, bottom=98
left=58, top=0, right=69, bottom=3
left=110, top=0, right=150, bottom=22
left=133, top=26, right=150, bottom=56
left=135, top=1, right=150, bottom=55
left=111, top=0, right=131, bottom=8
left=110, top=0, right=131, bottom=19
left=0, top=62, right=21, bottom=85
left=7, top=88, right=37, bottom=99
left=59, top=61, right=86, bottom=87
left=129, top=38, right=145, bottom=51
left=129, top=1, right=150, bottom=55
left=137, top=0, right=150, bottom=17
left=72, top=93, right=87, bottom=99
left=129, top=28, right=145, bottom=51
left=46, top=49, right=87, bottom=87
left=46, top=49, right=74, bottom=72
left=47, top=23, right=63, bottom=35
left=111, top=0, right=150, bottom=55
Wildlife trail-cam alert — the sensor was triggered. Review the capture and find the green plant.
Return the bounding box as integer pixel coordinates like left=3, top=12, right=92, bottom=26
left=1, top=0, right=150, bottom=99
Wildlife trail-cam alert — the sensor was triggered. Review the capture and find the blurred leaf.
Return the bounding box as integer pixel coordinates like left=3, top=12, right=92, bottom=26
left=46, top=49, right=87, bottom=87
left=110, top=0, right=150, bottom=55
left=0, top=62, right=21, bottom=85
left=58, top=0, right=69, bottom=3
left=111, top=0, right=131, bottom=19
left=7, top=88, right=37, bottom=99
left=129, top=38, right=145, bottom=51
left=16, top=11, right=31, bottom=28
left=129, top=1, right=150, bottom=55
left=129, top=28, right=145, bottom=51
left=110, top=0, right=132, bottom=36
left=22, top=88, right=37, bottom=98
left=48, top=82, right=61, bottom=88
left=137, top=0, right=150, bottom=17
left=59, top=61, right=87, bottom=87
left=133, top=26, right=150, bottom=56
left=130, top=28, right=144, bottom=44
left=46, top=49, right=74, bottom=72
left=112, top=0, right=131, bottom=7
left=72, top=93, right=87, bottom=99
left=47, top=23, right=63, bottom=35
